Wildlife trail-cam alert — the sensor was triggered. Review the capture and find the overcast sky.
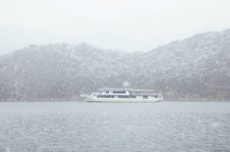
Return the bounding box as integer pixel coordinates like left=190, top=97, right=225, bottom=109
left=0, top=0, right=230, bottom=55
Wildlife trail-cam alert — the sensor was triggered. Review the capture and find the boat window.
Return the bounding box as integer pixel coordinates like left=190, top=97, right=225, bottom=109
left=143, top=96, right=148, bottom=99
left=118, top=95, right=129, bottom=98
left=113, top=91, right=126, bottom=94
left=97, top=95, right=114, bottom=98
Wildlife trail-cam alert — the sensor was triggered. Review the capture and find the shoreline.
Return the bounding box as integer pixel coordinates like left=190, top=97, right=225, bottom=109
left=0, top=99, right=230, bottom=102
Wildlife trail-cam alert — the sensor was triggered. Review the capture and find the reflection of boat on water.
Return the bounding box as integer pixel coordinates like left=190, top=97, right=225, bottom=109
left=86, top=88, right=164, bottom=103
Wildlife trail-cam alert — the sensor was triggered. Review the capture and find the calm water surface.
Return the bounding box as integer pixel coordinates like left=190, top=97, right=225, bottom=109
left=0, top=101, right=230, bottom=152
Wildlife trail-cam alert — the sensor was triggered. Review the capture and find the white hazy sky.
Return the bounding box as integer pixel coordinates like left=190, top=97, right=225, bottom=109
left=0, top=0, right=230, bottom=55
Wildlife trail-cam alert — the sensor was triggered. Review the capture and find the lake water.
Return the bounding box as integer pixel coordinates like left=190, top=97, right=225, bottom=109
left=0, top=101, right=230, bottom=152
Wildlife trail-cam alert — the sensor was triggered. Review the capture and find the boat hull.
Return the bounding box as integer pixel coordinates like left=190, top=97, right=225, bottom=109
left=87, top=98, right=162, bottom=103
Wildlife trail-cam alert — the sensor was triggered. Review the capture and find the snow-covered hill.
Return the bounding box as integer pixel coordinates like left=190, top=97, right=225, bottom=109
left=130, top=29, right=230, bottom=99
left=0, top=30, right=230, bottom=101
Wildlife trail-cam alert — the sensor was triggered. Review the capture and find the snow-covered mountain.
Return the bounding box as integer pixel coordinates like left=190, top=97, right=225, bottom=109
left=0, top=43, right=130, bottom=100
left=131, top=30, right=230, bottom=100
left=0, top=30, right=230, bottom=101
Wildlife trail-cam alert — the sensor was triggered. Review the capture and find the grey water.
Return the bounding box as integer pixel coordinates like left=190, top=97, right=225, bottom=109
left=0, top=102, right=230, bottom=152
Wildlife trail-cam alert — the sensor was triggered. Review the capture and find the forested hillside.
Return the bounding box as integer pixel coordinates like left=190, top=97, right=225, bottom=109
left=1, top=30, right=230, bottom=101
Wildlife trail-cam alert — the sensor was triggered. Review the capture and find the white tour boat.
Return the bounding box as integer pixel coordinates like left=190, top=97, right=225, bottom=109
left=86, top=88, right=164, bottom=103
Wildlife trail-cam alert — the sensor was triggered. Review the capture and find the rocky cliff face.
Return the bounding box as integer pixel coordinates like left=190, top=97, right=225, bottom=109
left=0, top=30, right=230, bottom=101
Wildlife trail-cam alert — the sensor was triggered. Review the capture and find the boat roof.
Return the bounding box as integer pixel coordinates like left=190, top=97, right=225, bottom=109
left=98, top=88, right=158, bottom=92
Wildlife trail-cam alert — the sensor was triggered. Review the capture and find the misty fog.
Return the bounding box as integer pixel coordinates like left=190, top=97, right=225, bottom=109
left=1, top=0, right=230, bottom=152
